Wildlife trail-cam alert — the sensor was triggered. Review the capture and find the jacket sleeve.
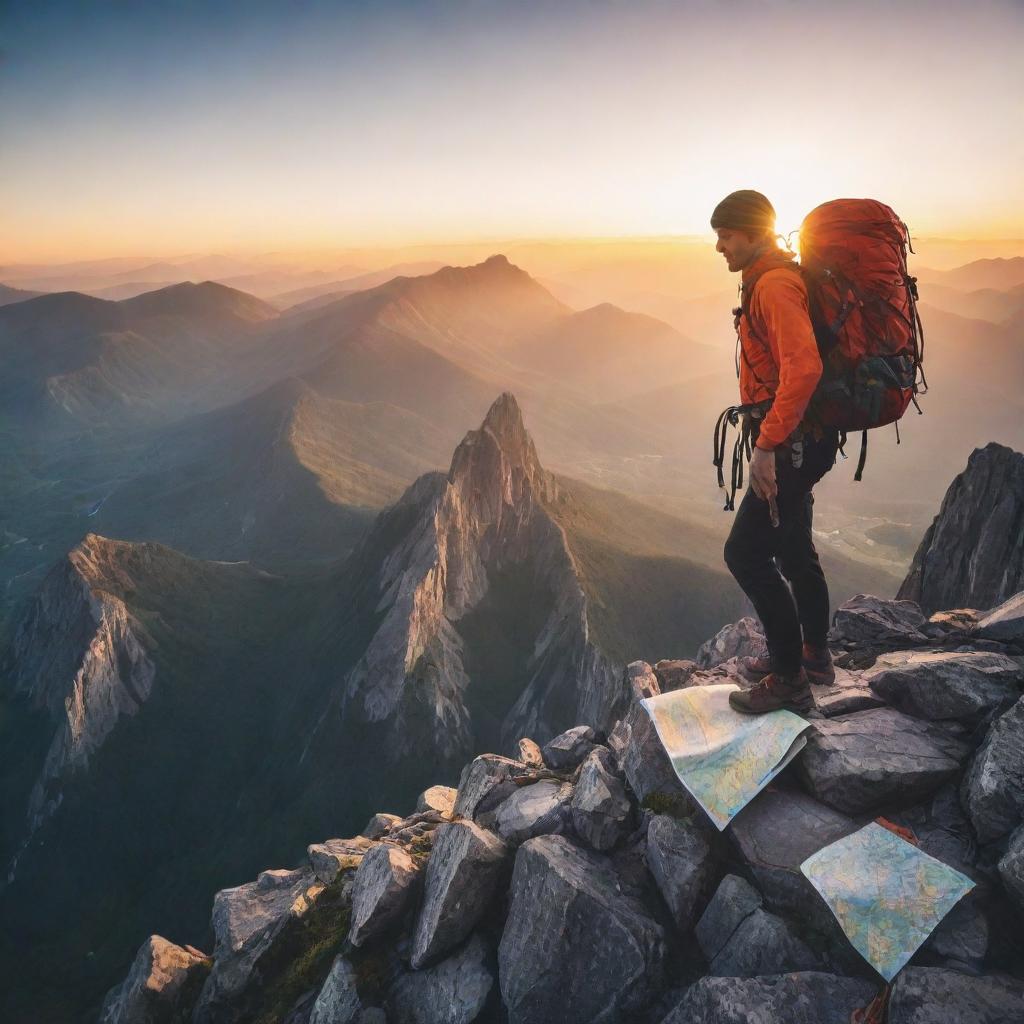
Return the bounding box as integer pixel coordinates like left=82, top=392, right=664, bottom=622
left=752, top=272, right=823, bottom=450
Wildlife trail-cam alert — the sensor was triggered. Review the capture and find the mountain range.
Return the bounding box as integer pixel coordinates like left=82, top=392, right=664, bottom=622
left=0, top=247, right=1022, bottom=1020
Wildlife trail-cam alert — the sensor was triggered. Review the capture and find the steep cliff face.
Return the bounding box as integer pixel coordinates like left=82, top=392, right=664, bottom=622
left=3, top=533, right=155, bottom=850
left=898, top=443, right=1024, bottom=614
left=336, top=392, right=624, bottom=762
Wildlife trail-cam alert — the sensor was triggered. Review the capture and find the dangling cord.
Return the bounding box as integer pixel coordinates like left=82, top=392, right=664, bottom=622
left=837, top=429, right=848, bottom=460
left=713, top=406, right=742, bottom=499
left=894, top=420, right=901, bottom=445
left=854, top=429, right=868, bottom=482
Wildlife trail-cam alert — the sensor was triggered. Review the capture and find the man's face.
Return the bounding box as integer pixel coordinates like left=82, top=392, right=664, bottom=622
left=714, top=227, right=765, bottom=273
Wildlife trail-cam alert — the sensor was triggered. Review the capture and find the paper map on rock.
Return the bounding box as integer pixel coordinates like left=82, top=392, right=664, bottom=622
left=639, top=684, right=810, bottom=830
left=800, top=822, right=975, bottom=981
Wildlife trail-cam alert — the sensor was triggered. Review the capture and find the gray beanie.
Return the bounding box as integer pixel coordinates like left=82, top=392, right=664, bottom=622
left=710, top=190, right=776, bottom=236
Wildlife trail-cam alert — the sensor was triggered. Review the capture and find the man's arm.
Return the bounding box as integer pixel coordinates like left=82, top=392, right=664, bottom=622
left=752, top=273, right=823, bottom=451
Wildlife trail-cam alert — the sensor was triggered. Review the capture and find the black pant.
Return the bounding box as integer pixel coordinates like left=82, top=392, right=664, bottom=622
left=723, top=422, right=840, bottom=675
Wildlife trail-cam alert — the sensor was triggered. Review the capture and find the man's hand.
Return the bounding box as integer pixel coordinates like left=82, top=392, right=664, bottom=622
left=750, top=445, right=780, bottom=526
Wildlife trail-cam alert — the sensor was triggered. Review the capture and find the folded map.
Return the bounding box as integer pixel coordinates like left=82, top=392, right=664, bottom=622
left=800, top=821, right=975, bottom=981
left=639, top=683, right=810, bottom=830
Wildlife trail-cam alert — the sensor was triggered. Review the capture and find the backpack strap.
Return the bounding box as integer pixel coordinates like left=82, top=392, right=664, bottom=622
left=712, top=398, right=774, bottom=511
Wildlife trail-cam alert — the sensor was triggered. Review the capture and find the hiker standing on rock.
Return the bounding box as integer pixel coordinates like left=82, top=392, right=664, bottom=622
left=710, top=190, right=838, bottom=715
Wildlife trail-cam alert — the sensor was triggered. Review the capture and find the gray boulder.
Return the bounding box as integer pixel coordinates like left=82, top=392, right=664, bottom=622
left=626, top=660, right=661, bottom=700
left=976, top=591, right=1024, bottom=644
left=195, top=867, right=323, bottom=1021
left=830, top=594, right=928, bottom=647
left=695, top=875, right=763, bottom=961
left=415, top=785, right=457, bottom=816
left=309, top=956, right=366, bottom=1024
left=411, top=820, right=509, bottom=969
left=662, top=972, right=877, bottom=1024
left=498, top=835, right=667, bottom=1024
left=922, top=895, right=989, bottom=971
left=491, top=780, right=573, bottom=845
left=541, top=725, right=596, bottom=769
left=570, top=747, right=633, bottom=851
left=516, top=737, right=545, bottom=767
left=888, top=966, right=1024, bottom=1023
left=695, top=616, right=766, bottom=669
left=961, top=695, right=1024, bottom=842
left=998, top=826, right=1024, bottom=913
left=889, top=783, right=978, bottom=875
left=452, top=754, right=535, bottom=819
left=695, top=874, right=818, bottom=977
left=799, top=707, right=969, bottom=814
left=708, top=908, right=820, bottom=977
left=389, top=934, right=494, bottom=1024
left=361, top=813, right=402, bottom=840
left=348, top=845, right=422, bottom=947
left=98, top=935, right=208, bottom=1024
left=308, top=837, right=377, bottom=885
left=607, top=701, right=692, bottom=809
left=646, top=813, right=715, bottom=932
left=863, top=649, right=1022, bottom=722
left=652, top=659, right=698, bottom=693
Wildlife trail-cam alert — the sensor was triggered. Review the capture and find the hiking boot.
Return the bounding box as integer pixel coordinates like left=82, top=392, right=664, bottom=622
left=729, top=667, right=814, bottom=715
left=802, top=642, right=835, bottom=685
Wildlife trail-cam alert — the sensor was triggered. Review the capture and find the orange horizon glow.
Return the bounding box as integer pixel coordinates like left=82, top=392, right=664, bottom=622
left=3, top=2, right=1022, bottom=265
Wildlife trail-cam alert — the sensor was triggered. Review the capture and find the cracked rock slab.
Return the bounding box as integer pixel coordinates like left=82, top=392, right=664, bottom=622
left=799, top=707, right=969, bottom=815
left=695, top=874, right=763, bottom=962
left=729, top=788, right=857, bottom=935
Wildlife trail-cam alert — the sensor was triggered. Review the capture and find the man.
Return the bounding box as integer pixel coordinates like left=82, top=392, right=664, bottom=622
left=711, top=190, right=839, bottom=715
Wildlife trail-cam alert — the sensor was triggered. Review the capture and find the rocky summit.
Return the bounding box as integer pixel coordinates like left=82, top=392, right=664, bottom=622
left=100, top=586, right=1024, bottom=1024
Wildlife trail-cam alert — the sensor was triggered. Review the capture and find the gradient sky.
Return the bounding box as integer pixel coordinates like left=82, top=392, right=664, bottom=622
left=2, top=0, right=1022, bottom=260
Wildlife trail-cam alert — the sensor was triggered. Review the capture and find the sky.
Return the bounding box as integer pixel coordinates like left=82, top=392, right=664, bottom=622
left=2, top=0, right=1022, bottom=261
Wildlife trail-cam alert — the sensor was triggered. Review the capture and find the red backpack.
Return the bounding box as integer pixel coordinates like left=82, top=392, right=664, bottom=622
left=796, top=198, right=927, bottom=479
left=713, top=198, right=927, bottom=508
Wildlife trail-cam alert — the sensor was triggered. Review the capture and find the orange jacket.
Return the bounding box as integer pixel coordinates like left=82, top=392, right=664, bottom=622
left=738, top=248, right=823, bottom=450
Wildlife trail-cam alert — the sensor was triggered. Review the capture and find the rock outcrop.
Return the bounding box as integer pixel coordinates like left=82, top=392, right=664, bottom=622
left=2, top=533, right=156, bottom=868
left=335, top=393, right=625, bottom=763
left=898, top=442, right=1024, bottom=614
left=99, top=587, right=1024, bottom=1024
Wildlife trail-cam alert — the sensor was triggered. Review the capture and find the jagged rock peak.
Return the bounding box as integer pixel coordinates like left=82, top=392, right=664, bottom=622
left=447, top=392, right=554, bottom=502
left=898, top=442, right=1024, bottom=615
